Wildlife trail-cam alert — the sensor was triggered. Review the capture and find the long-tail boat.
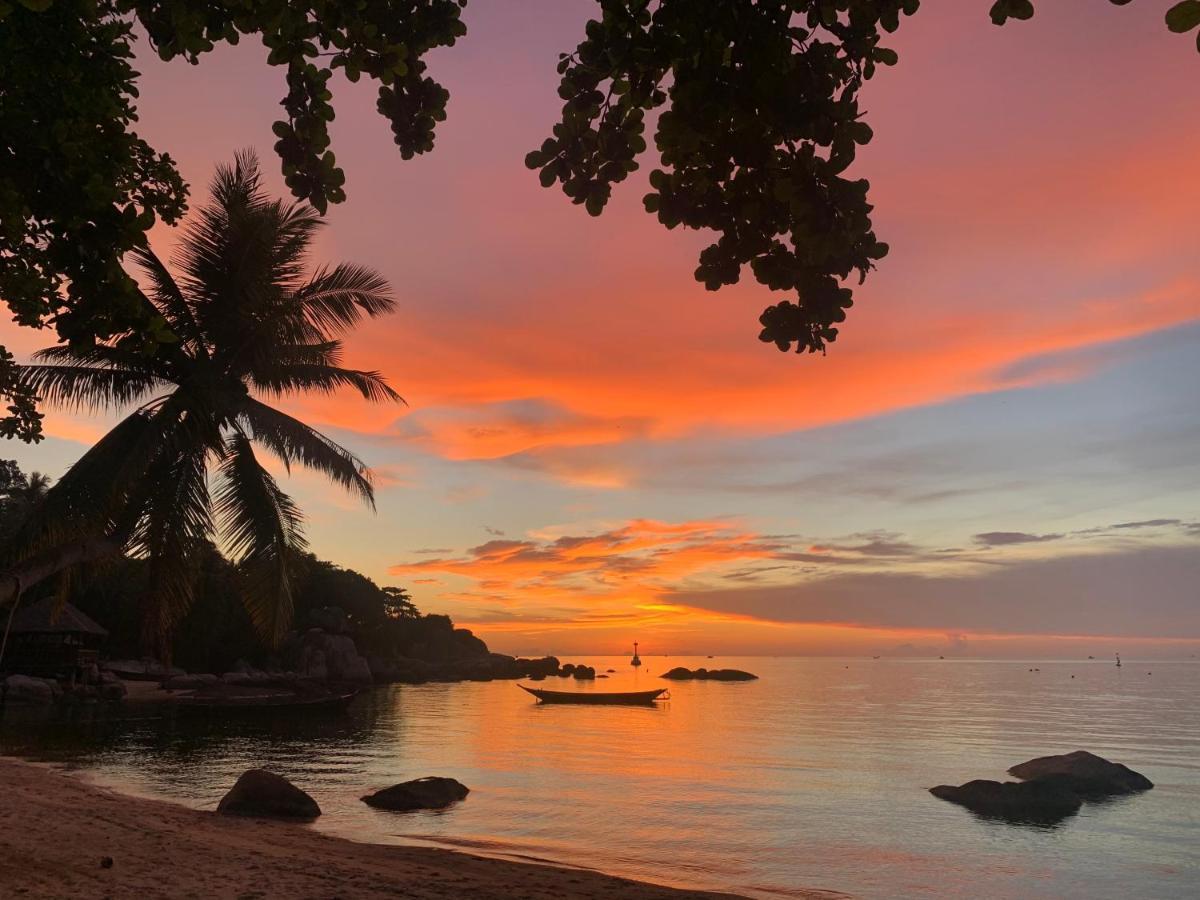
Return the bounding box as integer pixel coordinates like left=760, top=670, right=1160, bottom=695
left=173, top=685, right=359, bottom=713
left=519, top=684, right=667, bottom=705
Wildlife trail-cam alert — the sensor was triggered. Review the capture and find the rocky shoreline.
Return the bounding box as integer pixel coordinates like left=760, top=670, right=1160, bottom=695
left=2, top=626, right=593, bottom=706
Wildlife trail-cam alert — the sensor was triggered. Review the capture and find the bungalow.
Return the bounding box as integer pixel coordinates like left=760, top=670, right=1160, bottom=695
left=1, top=597, right=108, bottom=680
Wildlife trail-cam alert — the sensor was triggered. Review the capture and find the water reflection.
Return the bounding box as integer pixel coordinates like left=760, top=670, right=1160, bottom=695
left=1, top=658, right=1198, bottom=900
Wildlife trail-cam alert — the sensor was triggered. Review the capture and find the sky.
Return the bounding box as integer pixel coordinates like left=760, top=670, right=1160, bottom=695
left=6, top=1, right=1199, bottom=657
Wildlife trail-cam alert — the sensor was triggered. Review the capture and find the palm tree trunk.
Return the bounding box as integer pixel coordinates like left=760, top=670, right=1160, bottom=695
left=0, top=534, right=126, bottom=606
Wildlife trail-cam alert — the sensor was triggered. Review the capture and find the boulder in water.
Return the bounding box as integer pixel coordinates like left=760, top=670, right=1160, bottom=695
left=515, top=656, right=560, bottom=678
left=98, top=671, right=127, bottom=701
left=361, top=777, right=470, bottom=811
left=660, top=667, right=757, bottom=681
left=164, top=673, right=220, bottom=690
left=2, top=674, right=57, bottom=704
left=1007, top=750, right=1153, bottom=795
left=217, top=769, right=320, bottom=819
left=929, top=778, right=1082, bottom=823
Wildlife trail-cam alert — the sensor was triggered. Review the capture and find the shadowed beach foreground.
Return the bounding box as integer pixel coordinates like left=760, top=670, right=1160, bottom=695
left=0, top=758, right=767, bottom=900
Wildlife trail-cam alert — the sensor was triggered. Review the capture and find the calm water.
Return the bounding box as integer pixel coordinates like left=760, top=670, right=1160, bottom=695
left=2, top=657, right=1198, bottom=899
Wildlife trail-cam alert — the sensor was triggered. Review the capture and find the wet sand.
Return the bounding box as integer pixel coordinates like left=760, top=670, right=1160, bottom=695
left=0, top=756, right=761, bottom=899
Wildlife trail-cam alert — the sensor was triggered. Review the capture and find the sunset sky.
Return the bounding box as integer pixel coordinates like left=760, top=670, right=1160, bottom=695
left=7, top=1, right=1199, bottom=657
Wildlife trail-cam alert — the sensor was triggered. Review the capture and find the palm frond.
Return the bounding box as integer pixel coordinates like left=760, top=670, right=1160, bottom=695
left=214, top=432, right=307, bottom=645
left=129, top=244, right=205, bottom=353
left=9, top=405, right=171, bottom=562
left=178, top=152, right=323, bottom=348
left=273, top=341, right=344, bottom=368
left=126, top=441, right=214, bottom=656
left=237, top=397, right=376, bottom=507
left=19, top=364, right=170, bottom=414
left=250, top=363, right=403, bottom=405
left=293, top=263, right=395, bottom=336
left=34, top=343, right=157, bottom=373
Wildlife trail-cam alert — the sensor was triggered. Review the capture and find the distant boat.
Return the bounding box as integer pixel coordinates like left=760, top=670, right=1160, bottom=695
left=631, top=641, right=641, bottom=667
left=520, top=685, right=666, bottom=706
left=1116, top=653, right=1122, bottom=668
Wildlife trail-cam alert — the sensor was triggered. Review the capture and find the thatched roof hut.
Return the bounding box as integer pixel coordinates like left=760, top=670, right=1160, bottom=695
left=8, top=598, right=108, bottom=638
left=2, top=597, right=107, bottom=676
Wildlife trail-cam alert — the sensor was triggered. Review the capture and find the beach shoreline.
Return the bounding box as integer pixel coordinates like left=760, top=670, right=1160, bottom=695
left=0, top=756, right=774, bottom=899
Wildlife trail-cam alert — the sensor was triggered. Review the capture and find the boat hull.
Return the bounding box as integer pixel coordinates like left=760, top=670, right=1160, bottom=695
left=519, top=685, right=666, bottom=705
left=174, top=690, right=358, bottom=713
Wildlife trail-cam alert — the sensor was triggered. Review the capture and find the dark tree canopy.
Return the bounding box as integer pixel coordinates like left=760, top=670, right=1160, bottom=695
left=527, top=0, right=1197, bottom=356
left=1, top=0, right=463, bottom=441
left=1, top=0, right=1195, bottom=440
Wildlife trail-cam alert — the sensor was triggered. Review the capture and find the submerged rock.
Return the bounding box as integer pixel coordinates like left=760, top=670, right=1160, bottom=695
left=217, top=769, right=321, bottom=819
left=515, top=656, right=560, bottom=678
left=361, top=777, right=470, bottom=811
left=1007, top=750, right=1153, bottom=796
left=660, top=667, right=758, bottom=681
left=2, top=674, right=57, bottom=704
left=98, top=671, right=127, bottom=701
left=929, top=778, right=1082, bottom=823
left=164, top=673, right=220, bottom=690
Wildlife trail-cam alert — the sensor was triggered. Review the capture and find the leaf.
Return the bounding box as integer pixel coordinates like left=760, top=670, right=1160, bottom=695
left=989, top=0, right=1034, bottom=25
left=1166, top=0, right=1200, bottom=33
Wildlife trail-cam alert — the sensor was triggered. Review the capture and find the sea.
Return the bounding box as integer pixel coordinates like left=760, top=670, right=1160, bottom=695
left=2, top=657, right=1197, bottom=899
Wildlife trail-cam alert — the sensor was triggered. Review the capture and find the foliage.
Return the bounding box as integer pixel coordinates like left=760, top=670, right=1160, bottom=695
left=13, top=153, right=402, bottom=654
left=65, top=546, right=436, bottom=672
left=0, top=459, right=50, bottom=546
left=0, top=0, right=463, bottom=439
left=0, top=1, right=189, bottom=441
left=382, top=585, right=420, bottom=620
left=2, top=1, right=1194, bottom=438
left=291, top=553, right=402, bottom=630
left=529, top=0, right=1189, bottom=357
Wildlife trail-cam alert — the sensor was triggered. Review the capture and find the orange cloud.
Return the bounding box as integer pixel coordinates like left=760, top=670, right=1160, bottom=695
left=392, top=518, right=778, bottom=592
left=282, top=274, right=1199, bottom=478
left=271, top=103, right=1200, bottom=476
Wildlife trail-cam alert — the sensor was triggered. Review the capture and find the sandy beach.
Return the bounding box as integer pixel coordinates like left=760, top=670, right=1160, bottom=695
left=0, top=756, right=760, bottom=900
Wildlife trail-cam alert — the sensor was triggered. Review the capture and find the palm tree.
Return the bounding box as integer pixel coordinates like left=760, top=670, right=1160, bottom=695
left=18, top=471, right=50, bottom=504
left=12, top=152, right=402, bottom=652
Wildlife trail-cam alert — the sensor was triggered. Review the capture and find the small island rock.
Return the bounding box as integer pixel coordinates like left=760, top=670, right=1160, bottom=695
left=217, top=769, right=321, bottom=819
left=929, top=778, right=1082, bottom=823
left=1007, top=750, right=1153, bottom=795
left=660, top=667, right=757, bottom=681
left=362, top=777, right=470, bottom=811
